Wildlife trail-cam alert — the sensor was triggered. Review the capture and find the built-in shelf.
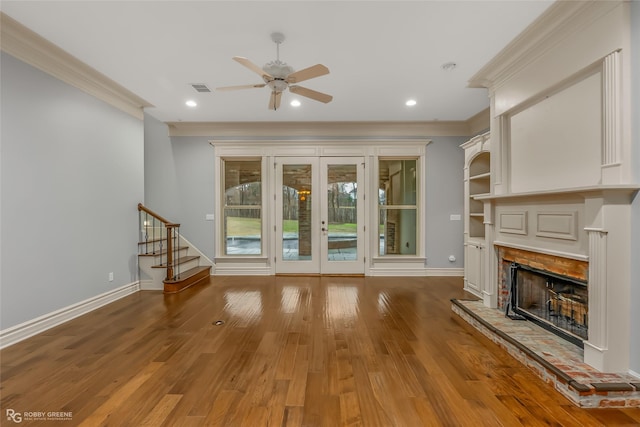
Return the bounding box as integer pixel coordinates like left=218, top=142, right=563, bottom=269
left=467, top=151, right=490, bottom=239
left=469, top=172, right=491, bottom=180
left=471, top=192, right=491, bottom=199
left=462, top=133, right=490, bottom=298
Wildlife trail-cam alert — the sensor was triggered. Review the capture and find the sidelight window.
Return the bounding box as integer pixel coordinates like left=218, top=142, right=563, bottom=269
left=378, top=159, right=418, bottom=255
left=222, top=159, right=262, bottom=255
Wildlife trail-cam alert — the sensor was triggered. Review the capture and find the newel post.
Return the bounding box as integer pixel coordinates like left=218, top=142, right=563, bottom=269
left=165, top=224, right=177, bottom=280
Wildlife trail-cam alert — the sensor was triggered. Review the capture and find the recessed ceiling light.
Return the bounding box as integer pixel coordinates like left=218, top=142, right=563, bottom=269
left=406, top=99, right=417, bottom=106
left=290, top=99, right=301, bottom=107
left=185, top=100, right=197, bottom=107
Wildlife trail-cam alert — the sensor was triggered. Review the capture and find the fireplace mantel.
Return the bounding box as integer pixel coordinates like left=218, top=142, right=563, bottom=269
left=474, top=184, right=639, bottom=201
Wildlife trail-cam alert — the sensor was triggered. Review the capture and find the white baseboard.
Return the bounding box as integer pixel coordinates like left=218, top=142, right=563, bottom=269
left=213, top=267, right=272, bottom=275
left=369, top=267, right=464, bottom=277
left=139, top=279, right=163, bottom=291
left=0, top=281, right=140, bottom=349
left=629, top=369, right=640, bottom=380
left=425, top=268, right=464, bottom=276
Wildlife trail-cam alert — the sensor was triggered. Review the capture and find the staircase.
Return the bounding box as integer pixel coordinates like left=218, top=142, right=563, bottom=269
left=138, top=203, right=211, bottom=293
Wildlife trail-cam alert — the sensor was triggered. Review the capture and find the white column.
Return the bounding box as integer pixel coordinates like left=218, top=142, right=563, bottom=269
left=583, top=228, right=608, bottom=370
left=601, top=50, right=621, bottom=183
left=483, top=202, right=497, bottom=308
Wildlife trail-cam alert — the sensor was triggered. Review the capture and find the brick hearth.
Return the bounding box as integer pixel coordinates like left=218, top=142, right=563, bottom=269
left=452, top=299, right=640, bottom=408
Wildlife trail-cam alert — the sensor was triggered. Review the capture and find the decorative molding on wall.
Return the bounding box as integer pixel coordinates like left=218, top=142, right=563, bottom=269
left=536, top=211, right=578, bottom=241
left=0, top=12, right=152, bottom=120
left=466, top=107, right=490, bottom=136
left=499, top=211, right=528, bottom=235
left=167, top=118, right=485, bottom=138
left=0, top=282, right=141, bottom=349
left=468, top=0, right=622, bottom=90
left=602, top=50, right=621, bottom=167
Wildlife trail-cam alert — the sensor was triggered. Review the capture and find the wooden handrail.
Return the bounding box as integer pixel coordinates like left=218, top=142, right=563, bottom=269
left=138, top=203, right=180, bottom=281
left=137, top=203, right=180, bottom=227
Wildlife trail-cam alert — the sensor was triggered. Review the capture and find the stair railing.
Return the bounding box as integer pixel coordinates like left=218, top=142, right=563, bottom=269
left=138, top=203, right=181, bottom=281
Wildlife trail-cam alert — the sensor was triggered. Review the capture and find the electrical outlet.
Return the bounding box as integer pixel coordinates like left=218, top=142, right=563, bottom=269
left=108, top=272, right=114, bottom=282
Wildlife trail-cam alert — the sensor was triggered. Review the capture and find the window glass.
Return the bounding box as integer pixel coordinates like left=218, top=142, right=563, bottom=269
left=223, top=160, right=262, bottom=255
left=378, top=159, right=417, bottom=255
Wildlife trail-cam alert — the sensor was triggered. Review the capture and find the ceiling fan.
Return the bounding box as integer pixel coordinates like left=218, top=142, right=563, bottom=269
left=216, top=32, right=333, bottom=110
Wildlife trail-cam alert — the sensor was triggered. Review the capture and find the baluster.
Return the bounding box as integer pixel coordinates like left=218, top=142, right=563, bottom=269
left=175, top=227, right=180, bottom=279
left=158, top=218, right=164, bottom=267
left=166, top=224, right=174, bottom=280
left=152, top=216, right=156, bottom=253
left=144, top=212, right=149, bottom=254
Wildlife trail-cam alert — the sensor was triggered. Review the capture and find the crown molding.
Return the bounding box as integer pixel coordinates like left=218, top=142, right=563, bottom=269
left=465, top=107, right=490, bottom=136
left=166, top=118, right=486, bottom=138
left=0, top=12, right=152, bottom=120
left=468, top=0, right=623, bottom=90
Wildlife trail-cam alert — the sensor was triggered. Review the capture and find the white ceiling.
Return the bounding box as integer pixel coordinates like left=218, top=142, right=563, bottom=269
left=1, top=1, right=553, bottom=123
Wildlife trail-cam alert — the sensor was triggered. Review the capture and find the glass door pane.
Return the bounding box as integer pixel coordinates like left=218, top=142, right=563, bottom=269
left=275, top=158, right=320, bottom=274
left=282, top=164, right=312, bottom=261
left=321, top=158, right=365, bottom=274
left=325, top=164, right=358, bottom=262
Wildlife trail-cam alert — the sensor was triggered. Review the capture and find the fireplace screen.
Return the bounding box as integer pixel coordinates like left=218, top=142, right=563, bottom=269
left=513, top=264, right=588, bottom=344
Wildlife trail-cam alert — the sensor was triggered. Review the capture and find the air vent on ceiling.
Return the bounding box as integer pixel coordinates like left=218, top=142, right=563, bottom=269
left=191, top=83, right=211, bottom=93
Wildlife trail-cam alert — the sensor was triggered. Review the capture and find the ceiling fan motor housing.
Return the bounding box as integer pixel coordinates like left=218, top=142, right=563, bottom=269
left=263, top=60, right=294, bottom=78
left=263, top=60, right=294, bottom=92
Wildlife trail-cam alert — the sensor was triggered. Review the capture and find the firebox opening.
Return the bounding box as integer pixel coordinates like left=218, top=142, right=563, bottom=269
left=511, top=263, right=588, bottom=348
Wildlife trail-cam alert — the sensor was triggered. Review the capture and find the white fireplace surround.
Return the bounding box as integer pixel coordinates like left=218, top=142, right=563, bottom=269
left=481, top=187, right=636, bottom=372
left=467, top=1, right=639, bottom=373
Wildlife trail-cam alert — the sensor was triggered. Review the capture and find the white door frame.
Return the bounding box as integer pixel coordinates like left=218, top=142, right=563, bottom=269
left=274, top=156, right=365, bottom=274
left=212, top=140, right=429, bottom=276
left=319, top=157, right=365, bottom=274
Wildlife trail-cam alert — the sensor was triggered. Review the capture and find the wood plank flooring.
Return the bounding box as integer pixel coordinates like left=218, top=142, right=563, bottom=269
left=2, top=276, right=639, bottom=426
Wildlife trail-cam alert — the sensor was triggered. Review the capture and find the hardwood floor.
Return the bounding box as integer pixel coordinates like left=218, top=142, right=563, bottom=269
left=2, top=276, right=639, bottom=426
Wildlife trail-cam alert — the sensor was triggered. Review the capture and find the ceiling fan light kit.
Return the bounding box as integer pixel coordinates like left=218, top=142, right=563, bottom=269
left=216, top=32, right=333, bottom=110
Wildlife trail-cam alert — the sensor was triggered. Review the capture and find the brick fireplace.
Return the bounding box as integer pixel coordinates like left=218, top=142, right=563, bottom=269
left=497, top=246, right=589, bottom=345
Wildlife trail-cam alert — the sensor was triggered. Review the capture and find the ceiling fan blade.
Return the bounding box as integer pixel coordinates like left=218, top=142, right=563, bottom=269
left=286, top=64, right=329, bottom=84
left=289, top=85, right=333, bottom=103
left=233, top=56, right=273, bottom=80
left=269, top=91, right=282, bottom=110
left=216, top=83, right=266, bottom=91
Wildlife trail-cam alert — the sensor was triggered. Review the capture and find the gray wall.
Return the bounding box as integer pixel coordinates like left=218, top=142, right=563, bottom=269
left=630, top=0, right=640, bottom=375
left=143, top=118, right=466, bottom=269
left=425, top=136, right=467, bottom=269
left=0, top=53, right=144, bottom=329
left=144, top=114, right=215, bottom=260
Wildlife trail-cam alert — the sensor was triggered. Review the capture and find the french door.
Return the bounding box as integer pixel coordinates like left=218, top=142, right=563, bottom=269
left=275, top=157, right=365, bottom=274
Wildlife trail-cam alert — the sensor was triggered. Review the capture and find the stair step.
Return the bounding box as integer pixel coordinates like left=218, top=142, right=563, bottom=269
left=138, top=246, right=188, bottom=257
left=163, top=266, right=211, bottom=294
left=152, top=255, right=200, bottom=268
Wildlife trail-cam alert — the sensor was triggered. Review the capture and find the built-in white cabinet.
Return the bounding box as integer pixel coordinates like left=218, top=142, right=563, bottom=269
left=461, top=132, right=490, bottom=298
left=465, top=241, right=484, bottom=294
